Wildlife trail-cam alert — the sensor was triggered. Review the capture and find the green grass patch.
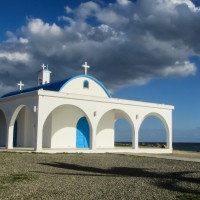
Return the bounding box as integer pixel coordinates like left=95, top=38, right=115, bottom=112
left=30, top=151, right=48, bottom=154
left=1, top=173, right=38, bottom=185
left=7, top=173, right=35, bottom=182
left=56, top=152, right=69, bottom=154
left=0, top=173, right=38, bottom=191
left=178, top=194, right=200, bottom=200
left=0, top=151, right=24, bottom=154
left=50, top=190, right=65, bottom=196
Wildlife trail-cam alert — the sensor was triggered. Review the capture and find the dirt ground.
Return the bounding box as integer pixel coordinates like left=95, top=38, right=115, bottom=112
left=169, top=150, right=200, bottom=158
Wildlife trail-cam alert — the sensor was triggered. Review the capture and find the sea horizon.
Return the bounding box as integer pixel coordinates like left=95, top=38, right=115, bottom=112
left=115, top=142, right=200, bottom=152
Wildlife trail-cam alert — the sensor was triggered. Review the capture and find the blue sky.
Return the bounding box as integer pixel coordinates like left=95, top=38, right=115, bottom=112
left=0, top=0, right=200, bottom=142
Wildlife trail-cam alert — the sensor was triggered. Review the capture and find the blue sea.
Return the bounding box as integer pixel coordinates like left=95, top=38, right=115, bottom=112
left=145, top=142, right=200, bottom=152
left=116, top=142, right=200, bottom=152
left=142, top=142, right=200, bottom=152
left=172, top=143, right=200, bottom=152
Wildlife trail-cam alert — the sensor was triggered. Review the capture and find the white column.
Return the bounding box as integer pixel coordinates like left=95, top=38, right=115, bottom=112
left=132, top=126, right=138, bottom=149
left=6, top=125, right=14, bottom=149
left=34, top=108, right=43, bottom=151
left=91, top=125, right=96, bottom=150
left=6, top=113, right=14, bottom=149
left=129, top=114, right=138, bottom=150
left=34, top=120, right=43, bottom=151
left=166, top=117, right=172, bottom=150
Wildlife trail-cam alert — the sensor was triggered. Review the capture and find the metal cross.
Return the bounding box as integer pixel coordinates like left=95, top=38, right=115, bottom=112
left=41, top=64, right=46, bottom=70
left=18, top=81, right=24, bottom=90
left=82, top=62, right=90, bottom=75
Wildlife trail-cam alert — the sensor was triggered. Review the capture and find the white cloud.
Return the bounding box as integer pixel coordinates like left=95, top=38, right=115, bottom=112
left=162, top=61, right=197, bottom=76
left=24, top=18, right=61, bottom=35
left=117, top=0, right=131, bottom=5
left=58, top=16, right=75, bottom=25
left=0, top=0, right=200, bottom=95
left=0, top=52, right=29, bottom=61
left=158, top=0, right=197, bottom=10
left=65, top=6, right=73, bottom=13
left=96, top=10, right=129, bottom=24
left=19, top=37, right=29, bottom=43
left=76, top=1, right=100, bottom=18
left=98, top=24, right=110, bottom=33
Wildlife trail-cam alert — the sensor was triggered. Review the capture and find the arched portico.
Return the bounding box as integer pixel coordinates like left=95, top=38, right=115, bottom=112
left=0, top=62, right=173, bottom=153
left=0, top=109, right=7, bottom=147
left=138, top=112, right=170, bottom=149
left=96, top=109, right=135, bottom=148
left=42, top=104, right=92, bottom=149
left=7, top=105, right=35, bottom=148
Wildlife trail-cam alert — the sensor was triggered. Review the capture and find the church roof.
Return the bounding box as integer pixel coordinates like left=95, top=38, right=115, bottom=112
left=1, top=75, right=112, bottom=98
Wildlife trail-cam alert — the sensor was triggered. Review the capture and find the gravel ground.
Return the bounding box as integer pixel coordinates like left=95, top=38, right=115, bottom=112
left=0, top=152, right=200, bottom=200
left=170, top=150, right=200, bottom=158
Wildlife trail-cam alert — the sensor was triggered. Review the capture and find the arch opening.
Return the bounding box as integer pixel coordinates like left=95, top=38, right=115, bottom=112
left=0, top=110, right=7, bottom=147
left=9, top=105, right=35, bottom=148
left=76, top=117, right=90, bottom=148
left=138, top=114, right=168, bottom=149
left=97, top=109, right=134, bottom=148
left=42, top=104, right=92, bottom=149
left=115, top=118, right=133, bottom=148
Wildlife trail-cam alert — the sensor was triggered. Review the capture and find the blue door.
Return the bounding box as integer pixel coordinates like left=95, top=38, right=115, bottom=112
left=13, top=120, right=17, bottom=147
left=76, top=117, right=90, bottom=148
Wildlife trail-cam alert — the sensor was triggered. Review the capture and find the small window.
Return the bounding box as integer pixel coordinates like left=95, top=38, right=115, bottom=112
left=83, top=80, right=89, bottom=88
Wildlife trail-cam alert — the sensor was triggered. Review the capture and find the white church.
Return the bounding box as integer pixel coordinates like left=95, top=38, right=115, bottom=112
left=0, top=63, right=174, bottom=153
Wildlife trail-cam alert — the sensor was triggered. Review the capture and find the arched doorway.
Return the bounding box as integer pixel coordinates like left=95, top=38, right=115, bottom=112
left=76, top=117, right=90, bottom=148
left=97, top=109, right=134, bottom=148
left=43, top=105, right=91, bottom=149
left=10, top=105, right=35, bottom=148
left=138, top=114, right=168, bottom=148
left=0, top=110, right=7, bottom=147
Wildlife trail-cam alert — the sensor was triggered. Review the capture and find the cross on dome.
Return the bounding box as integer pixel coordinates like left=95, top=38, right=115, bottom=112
left=82, top=62, right=90, bottom=75
left=41, top=64, right=46, bottom=70
left=18, top=81, right=24, bottom=90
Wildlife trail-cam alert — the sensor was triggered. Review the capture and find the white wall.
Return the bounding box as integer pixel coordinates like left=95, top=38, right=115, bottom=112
left=15, top=106, right=35, bottom=147
left=24, top=107, right=35, bottom=147
left=60, top=77, right=109, bottom=98
left=43, top=113, right=52, bottom=148
left=97, top=110, right=114, bottom=148
left=43, top=72, right=51, bottom=84
left=43, top=105, right=85, bottom=148
left=16, top=107, right=25, bottom=147
left=0, top=94, right=38, bottom=149
left=38, top=71, right=51, bottom=85
left=0, top=110, right=6, bottom=147
left=0, top=89, right=173, bottom=153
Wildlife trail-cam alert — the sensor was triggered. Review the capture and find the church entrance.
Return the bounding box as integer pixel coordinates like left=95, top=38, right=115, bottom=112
left=76, top=117, right=90, bottom=148
left=13, top=120, right=18, bottom=147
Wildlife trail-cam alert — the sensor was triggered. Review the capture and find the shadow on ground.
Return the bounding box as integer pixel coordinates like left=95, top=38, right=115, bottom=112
left=35, top=162, right=200, bottom=195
